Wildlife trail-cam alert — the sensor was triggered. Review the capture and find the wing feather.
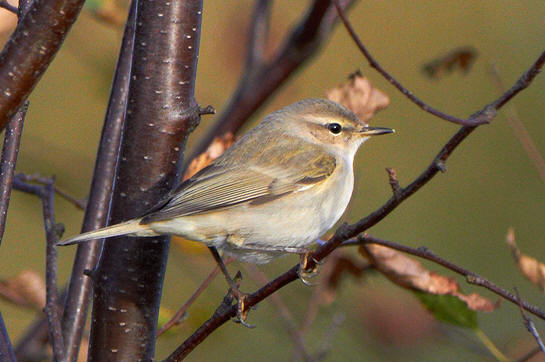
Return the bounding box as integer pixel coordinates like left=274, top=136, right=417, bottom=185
left=141, top=137, right=336, bottom=224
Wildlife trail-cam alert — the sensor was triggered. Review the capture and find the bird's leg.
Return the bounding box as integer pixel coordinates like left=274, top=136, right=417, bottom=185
left=207, top=247, right=254, bottom=328
left=297, top=250, right=321, bottom=286
left=237, top=244, right=322, bottom=286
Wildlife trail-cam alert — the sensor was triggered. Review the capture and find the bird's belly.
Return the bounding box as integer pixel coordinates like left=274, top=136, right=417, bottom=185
left=149, top=164, right=354, bottom=263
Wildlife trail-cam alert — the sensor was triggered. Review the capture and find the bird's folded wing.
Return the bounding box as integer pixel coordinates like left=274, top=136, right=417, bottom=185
left=140, top=147, right=336, bottom=224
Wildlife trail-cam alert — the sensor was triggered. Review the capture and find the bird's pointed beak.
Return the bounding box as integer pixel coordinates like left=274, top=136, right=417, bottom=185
left=360, top=126, right=395, bottom=136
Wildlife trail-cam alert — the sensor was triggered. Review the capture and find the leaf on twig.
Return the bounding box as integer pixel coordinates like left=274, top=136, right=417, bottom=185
left=326, top=71, right=390, bottom=123
left=183, top=132, right=236, bottom=181
left=422, top=46, right=478, bottom=79
left=359, top=244, right=498, bottom=326
left=0, top=270, right=46, bottom=311
left=506, top=227, right=545, bottom=292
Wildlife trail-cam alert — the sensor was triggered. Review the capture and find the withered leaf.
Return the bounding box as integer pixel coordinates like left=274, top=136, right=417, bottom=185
left=183, top=132, right=236, bottom=181
left=506, top=227, right=545, bottom=292
left=359, top=244, right=498, bottom=313
left=0, top=270, right=46, bottom=311
left=326, top=71, right=390, bottom=123
left=422, top=46, right=478, bottom=79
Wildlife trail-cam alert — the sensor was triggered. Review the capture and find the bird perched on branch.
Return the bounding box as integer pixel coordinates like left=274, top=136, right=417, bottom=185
left=59, top=98, right=393, bottom=324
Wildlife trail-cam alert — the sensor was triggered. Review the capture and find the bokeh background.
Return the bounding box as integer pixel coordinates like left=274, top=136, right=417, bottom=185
left=1, top=1, right=544, bottom=360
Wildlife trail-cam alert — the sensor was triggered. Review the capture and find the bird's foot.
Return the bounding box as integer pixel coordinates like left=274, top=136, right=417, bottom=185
left=298, top=251, right=321, bottom=286
left=229, top=272, right=255, bottom=328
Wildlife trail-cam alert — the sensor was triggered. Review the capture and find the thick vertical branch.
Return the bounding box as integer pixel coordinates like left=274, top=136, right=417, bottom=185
left=88, top=0, right=204, bottom=360
left=0, top=0, right=86, bottom=130
left=60, top=3, right=136, bottom=361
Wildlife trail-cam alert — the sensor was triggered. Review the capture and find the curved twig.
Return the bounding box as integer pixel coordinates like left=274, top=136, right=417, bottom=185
left=334, top=0, right=491, bottom=127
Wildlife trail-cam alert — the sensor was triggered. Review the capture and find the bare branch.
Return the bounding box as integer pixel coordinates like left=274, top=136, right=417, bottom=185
left=0, top=103, right=27, bottom=243
left=88, top=0, right=206, bottom=359
left=0, top=104, right=28, bottom=361
left=514, top=287, right=545, bottom=356
left=334, top=0, right=501, bottom=127
left=0, top=0, right=86, bottom=130
left=385, top=167, right=401, bottom=197
left=15, top=173, right=85, bottom=210
left=157, top=260, right=231, bottom=337
left=0, top=0, right=17, bottom=14
left=60, top=2, right=135, bottom=360
left=12, top=177, right=65, bottom=361
left=489, top=64, right=545, bottom=185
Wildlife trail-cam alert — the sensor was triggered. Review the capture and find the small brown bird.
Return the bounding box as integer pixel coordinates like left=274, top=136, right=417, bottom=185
left=60, top=99, right=393, bottom=265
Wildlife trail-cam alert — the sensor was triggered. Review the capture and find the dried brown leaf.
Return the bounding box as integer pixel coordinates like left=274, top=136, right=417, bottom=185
left=422, top=46, right=478, bottom=79
left=183, top=132, right=236, bottom=181
left=0, top=270, right=46, bottom=310
left=506, top=228, right=545, bottom=292
left=326, top=71, right=390, bottom=123
left=359, top=244, right=497, bottom=312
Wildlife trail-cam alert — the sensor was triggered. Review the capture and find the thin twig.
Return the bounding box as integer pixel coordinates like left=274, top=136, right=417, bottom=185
left=0, top=103, right=27, bottom=243
left=514, top=287, right=545, bottom=356
left=0, top=0, right=17, bottom=14
left=385, top=167, right=401, bottom=197
left=489, top=64, right=545, bottom=185
left=0, top=103, right=28, bottom=362
left=42, top=179, right=65, bottom=362
left=13, top=177, right=65, bottom=361
left=61, top=2, right=135, bottom=359
left=347, top=235, right=545, bottom=321
left=314, top=313, right=345, bottom=361
left=157, top=261, right=228, bottom=337
left=0, top=0, right=86, bottom=130
left=165, top=48, right=545, bottom=360
left=334, top=0, right=494, bottom=127
left=242, top=264, right=314, bottom=362
left=15, top=173, right=86, bottom=210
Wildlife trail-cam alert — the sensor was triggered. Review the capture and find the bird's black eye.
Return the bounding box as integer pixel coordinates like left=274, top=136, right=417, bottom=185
left=327, top=123, right=342, bottom=134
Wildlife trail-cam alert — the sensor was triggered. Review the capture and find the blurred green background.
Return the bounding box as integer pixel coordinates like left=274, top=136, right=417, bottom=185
left=1, top=1, right=544, bottom=360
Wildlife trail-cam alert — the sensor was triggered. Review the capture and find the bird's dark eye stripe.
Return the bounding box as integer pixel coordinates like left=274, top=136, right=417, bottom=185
left=327, top=123, right=342, bottom=134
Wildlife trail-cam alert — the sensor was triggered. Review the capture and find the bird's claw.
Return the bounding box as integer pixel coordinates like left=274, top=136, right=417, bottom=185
left=227, top=272, right=255, bottom=328
left=298, top=251, right=321, bottom=286
left=230, top=289, right=255, bottom=328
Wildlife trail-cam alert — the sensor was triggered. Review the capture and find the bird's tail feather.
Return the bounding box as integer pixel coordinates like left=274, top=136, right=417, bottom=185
left=58, top=218, right=151, bottom=246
